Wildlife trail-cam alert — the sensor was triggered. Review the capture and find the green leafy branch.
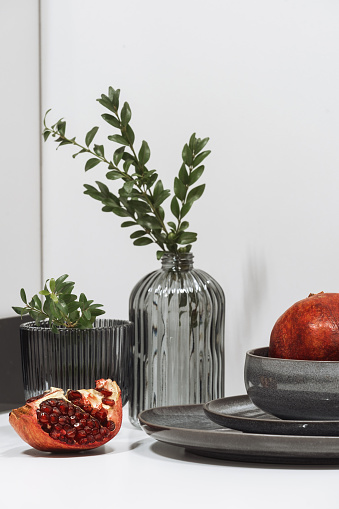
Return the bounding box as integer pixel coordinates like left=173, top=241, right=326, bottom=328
left=12, top=274, right=105, bottom=333
left=43, top=87, right=210, bottom=259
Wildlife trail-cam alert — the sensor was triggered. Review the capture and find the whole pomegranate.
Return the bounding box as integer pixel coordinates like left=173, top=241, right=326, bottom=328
left=9, top=378, right=122, bottom=452
left=269, top=292, right=339, bottom=360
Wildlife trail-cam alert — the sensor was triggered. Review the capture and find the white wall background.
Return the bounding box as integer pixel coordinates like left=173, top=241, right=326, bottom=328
left=0, top=0, right=41, bottom=318
left=40, top=0, right=339, bottom=396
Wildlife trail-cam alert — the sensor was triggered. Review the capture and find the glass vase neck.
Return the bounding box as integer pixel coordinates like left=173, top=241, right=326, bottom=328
left=161, top=252, right=194, bottom=271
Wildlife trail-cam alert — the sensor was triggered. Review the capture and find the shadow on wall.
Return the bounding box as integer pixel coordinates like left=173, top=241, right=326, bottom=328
left=0, top=316, right=29, bottom=411
left=228, top=251, right=268, bottom=391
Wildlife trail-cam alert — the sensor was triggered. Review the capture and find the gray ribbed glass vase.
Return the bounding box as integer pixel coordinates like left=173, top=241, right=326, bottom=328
left=128, top=252, right=225, bottom=427
left=20, top=318, right=132, bottom=406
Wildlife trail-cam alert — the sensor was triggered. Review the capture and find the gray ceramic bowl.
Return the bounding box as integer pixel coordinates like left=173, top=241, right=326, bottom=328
left=244, top=347, right=339, bottom=420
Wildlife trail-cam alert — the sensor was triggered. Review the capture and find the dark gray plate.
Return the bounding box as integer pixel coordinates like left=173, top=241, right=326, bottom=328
left=139, top=402, right=339, bottom=464
left=203, top=395, right=339, bottom=436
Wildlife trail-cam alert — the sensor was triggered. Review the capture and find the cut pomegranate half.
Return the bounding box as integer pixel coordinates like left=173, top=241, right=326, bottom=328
left=9, top=379, right=122, bottom=452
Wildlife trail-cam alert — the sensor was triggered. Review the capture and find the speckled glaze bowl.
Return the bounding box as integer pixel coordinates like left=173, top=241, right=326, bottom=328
left=244, top=347, right=339, bottom=420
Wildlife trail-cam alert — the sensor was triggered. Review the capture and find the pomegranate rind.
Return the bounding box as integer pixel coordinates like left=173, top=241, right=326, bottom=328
left=269, top=292, right=339, bottom=360
left=9, top=380, right=122, bottom=452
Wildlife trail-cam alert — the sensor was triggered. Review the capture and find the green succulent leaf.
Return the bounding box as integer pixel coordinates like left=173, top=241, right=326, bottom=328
left=13, top=275, right=105, bottom=331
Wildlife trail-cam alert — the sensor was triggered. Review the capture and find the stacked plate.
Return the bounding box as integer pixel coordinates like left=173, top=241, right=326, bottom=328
left=138, top=395, right=339, bottom=465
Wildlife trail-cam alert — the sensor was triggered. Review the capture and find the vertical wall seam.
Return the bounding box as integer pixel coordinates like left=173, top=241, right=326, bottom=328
left=38, top=0, right=43, bottom=288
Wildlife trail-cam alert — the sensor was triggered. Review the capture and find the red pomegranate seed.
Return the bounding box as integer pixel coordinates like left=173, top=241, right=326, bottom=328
left=95, top=409, right=107, bottom=422
left=50, top=414, right=59, bottom=424
left=38, top=412, right=50, bottom=424
left=97, top=388, right=112, bottom=397
left=102, top=398, right=115, bottom=407
left=58, top=402, right=69, bottom=415
left=67, top=390, right=82, bottom=401
left=40, top=403, right=53, bottom=414
left=58, top=416, right=70, bottom=426
left=107, top=421, right=116, bottom=431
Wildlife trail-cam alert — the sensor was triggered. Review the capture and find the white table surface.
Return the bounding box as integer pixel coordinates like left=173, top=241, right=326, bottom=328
left=1, top=404, right=338, bottom=509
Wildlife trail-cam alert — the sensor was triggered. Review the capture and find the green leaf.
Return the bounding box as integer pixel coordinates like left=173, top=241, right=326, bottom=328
left=138, top=141, right=151, bottom=165
left=83, top=184, right=102, bottom=201
left=111, top=207, right=131, bottom=217
left=177, top=231, right=197, bottom=245
left=123, top=159, right=133, bottom=173
left=72, top=148, right=87, bottom=159
left=49, top=278, right=56, bottom=292
left=186, top=184, right=205, bottom=205
left=153, top=180, right=163, bottom=198
left=121, top=102, right=132, bottom=126
left=125, top=125, right=135, bottom=145
left=113, top=146, right=125, bottom=166
left=121, top=221, right=137, bottom=228
left=84, top=309, right=91, bottom=320
left=101, top=113, right=120, bottom=128
left=171, top=196, right=180, bottom=219
left=20, top=288, right=27, bottom=304
left=167, top=221, right=176, bottom=230
left=12, top=306, right=29, bottom=316
left=156, top=250, right=165, bottom=260
left=112, top=89, right=120, bottom=110
left=85, top=158, right=101, bottom=171
left=189, top=133, right=196, bottom=151
left=57, top=121, right=66, bottom=137
left=193, top=150, right=211, bottom=168
left=133, top=237, right=153, bottom=246
left=123, top=181, right=134, bottom=194
left=43, top=130, right=51, bottom=142
left=180, top=201, right=192, bottom=218
left=108, top=134, right=129, bottom=146
left=33, top=295, right=42, bottom=310
left=96, top=181, right=110, bottom=198
left=106, top=170, right=122, bottom=180
left=146, top=172, right=158, bottom=189
left=108, top=87, right=115, bottom=101
left=130, top=230, right=147, bottom=239
left=182, top=144, right=193, bottom=166
left=153, top=189, right=171, bottom=207
left=174, top=177, right=187, bottom=201
left=85, top=126, right=99, bottom=147
left=194, top=137, right=209, bottom=154
left=97, top=95, right=116, bottom=113
left=179, top=221, right=189, bottom=231
left=189, top=165, right=204, bottom=185
left=138, top=215, right=162, bottom=229
left=93, top=144, right=104, bottom=158
left=179, top=164, right=189, bottom=185
left=39, top=290, right=50, bottom=296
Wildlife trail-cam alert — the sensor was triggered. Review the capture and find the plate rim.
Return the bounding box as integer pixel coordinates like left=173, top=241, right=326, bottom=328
left=203, top=395, right=339, bottom=426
